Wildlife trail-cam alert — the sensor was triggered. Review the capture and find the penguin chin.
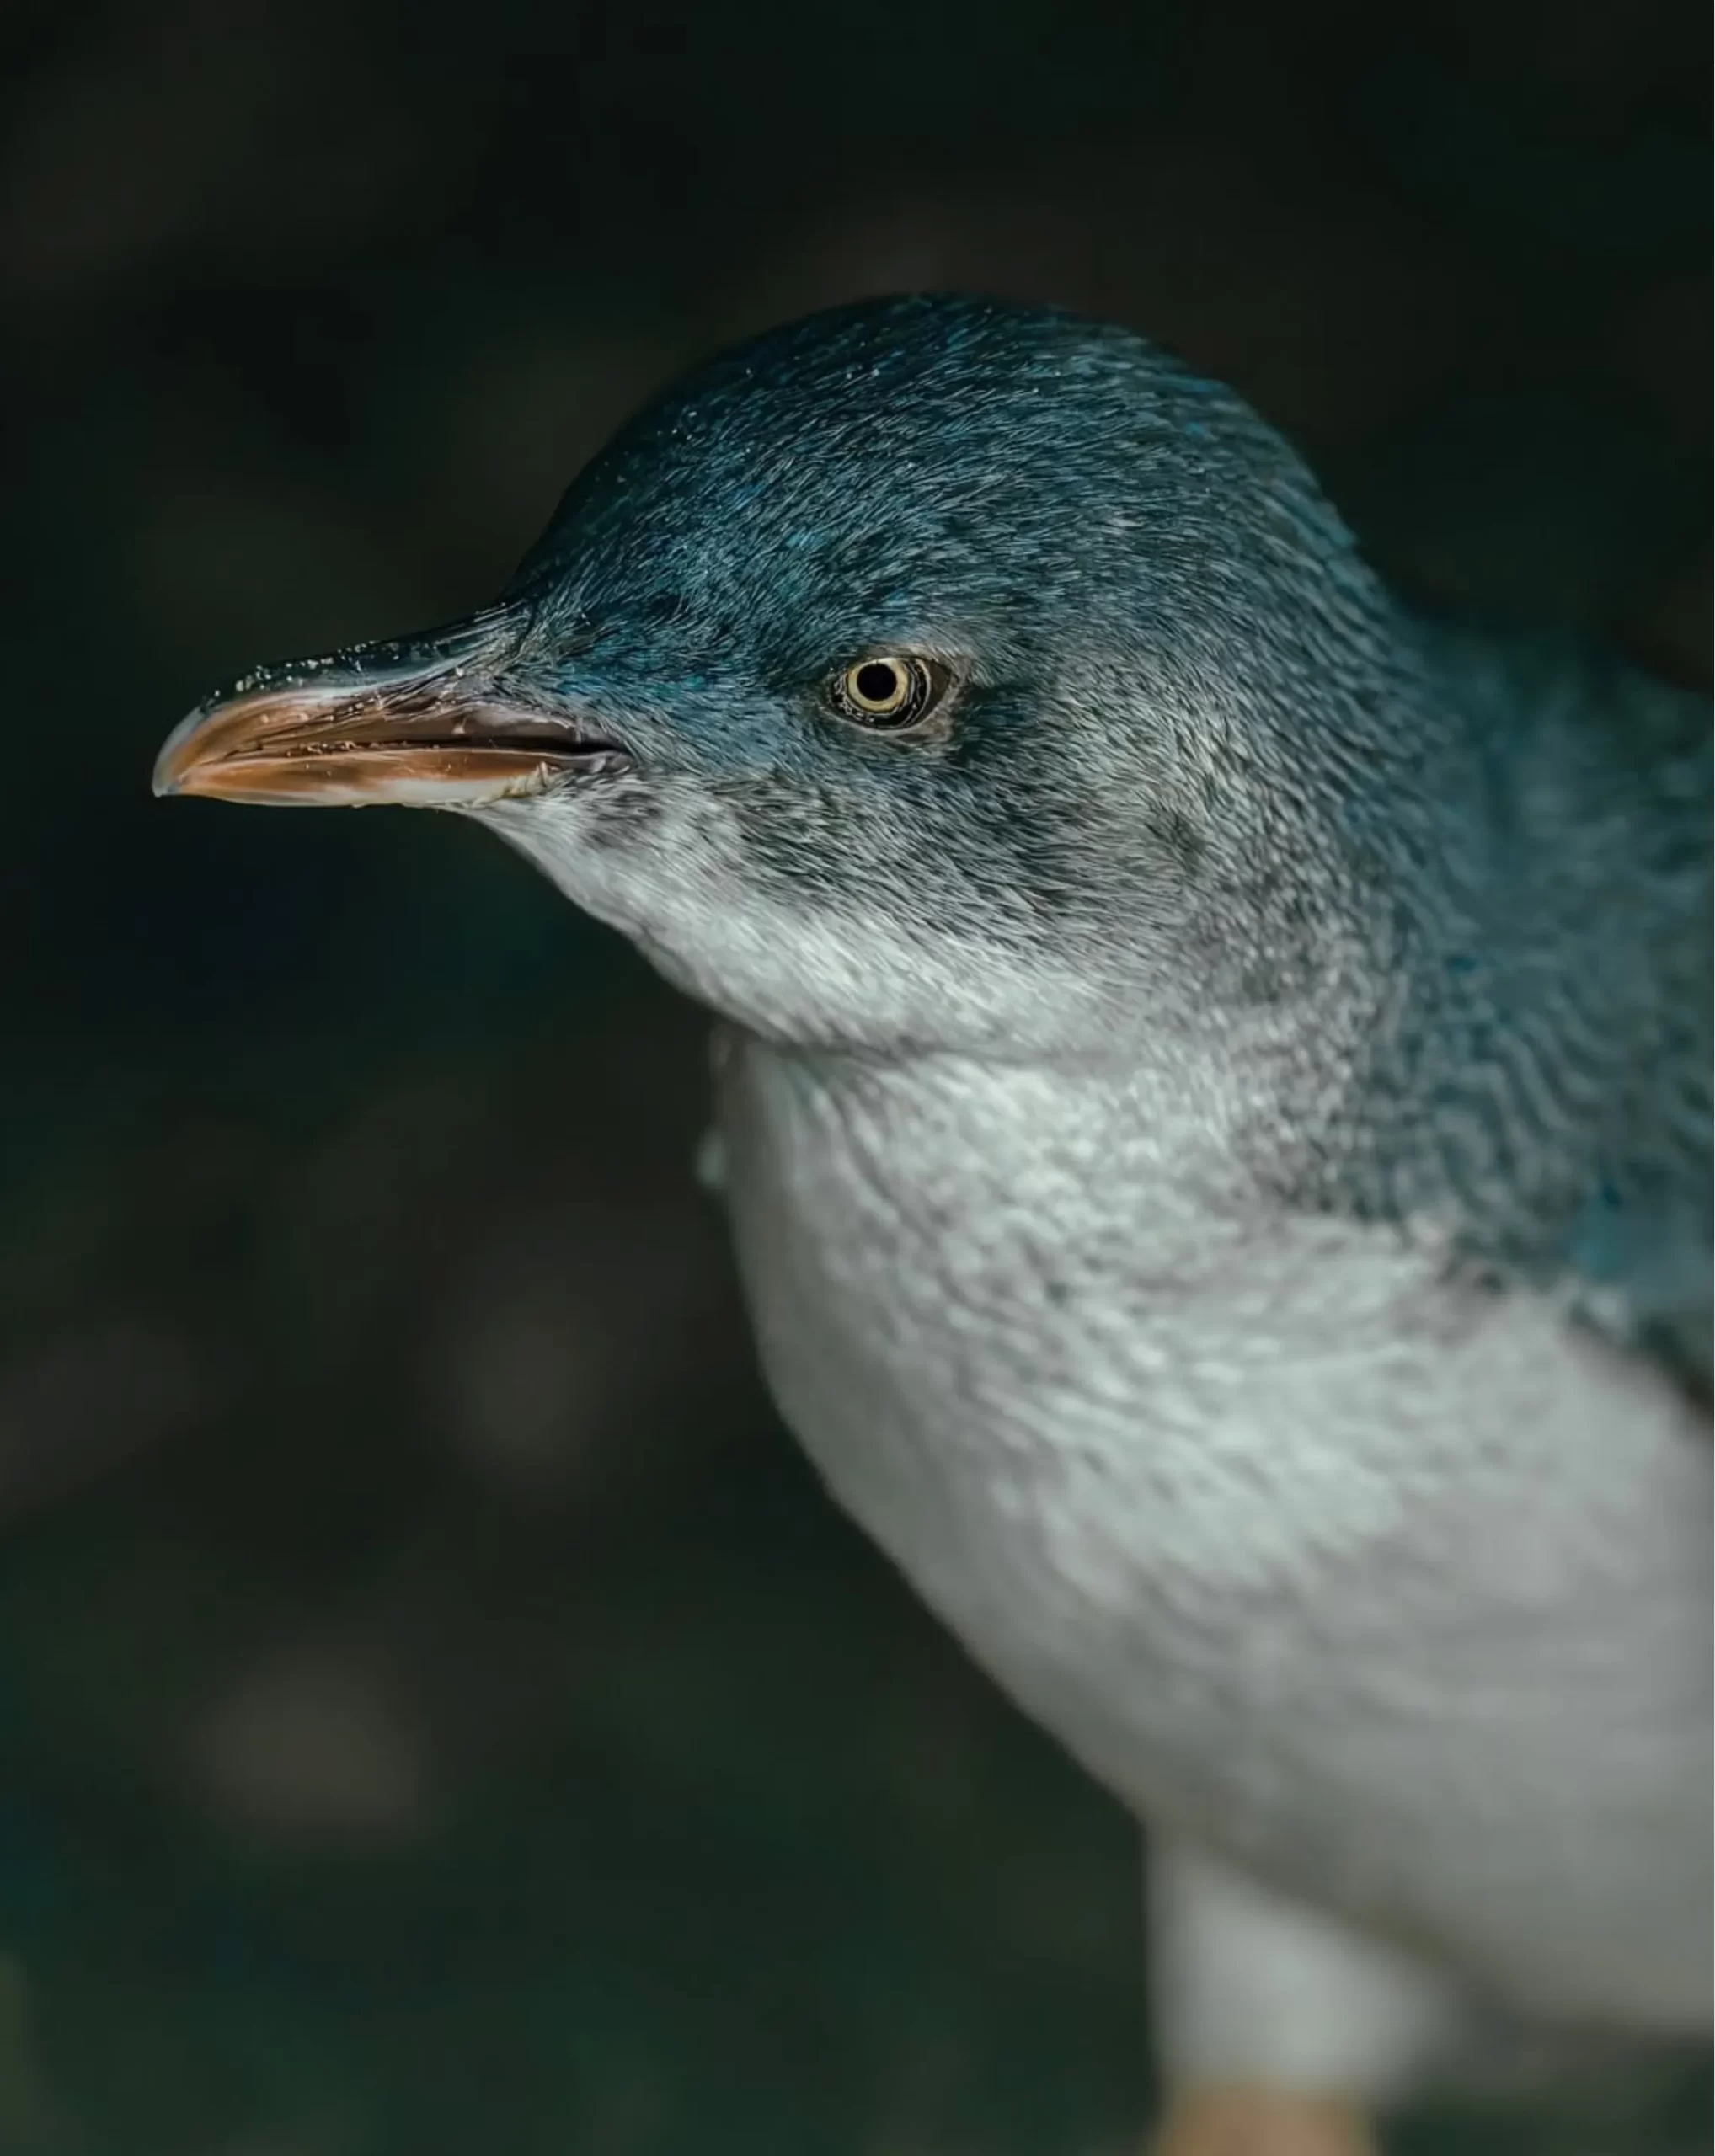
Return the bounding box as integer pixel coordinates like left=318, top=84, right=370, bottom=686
left=467, top=783, right=1113, bottom=1062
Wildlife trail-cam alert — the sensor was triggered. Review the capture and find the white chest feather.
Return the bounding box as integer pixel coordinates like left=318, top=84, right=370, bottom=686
left=716, top=1035, right=1712, bottom=2032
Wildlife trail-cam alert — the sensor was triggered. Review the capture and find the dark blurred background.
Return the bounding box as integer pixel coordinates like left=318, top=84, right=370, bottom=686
left=1, top=2, right=1709, bottom=2150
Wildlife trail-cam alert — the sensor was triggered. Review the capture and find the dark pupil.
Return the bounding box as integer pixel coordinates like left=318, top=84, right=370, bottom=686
left=855, top=661, right=903, bottom=706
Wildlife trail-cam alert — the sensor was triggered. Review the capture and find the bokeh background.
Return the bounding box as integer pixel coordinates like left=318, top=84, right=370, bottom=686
left=2, top=2, right=1710, bottom=2150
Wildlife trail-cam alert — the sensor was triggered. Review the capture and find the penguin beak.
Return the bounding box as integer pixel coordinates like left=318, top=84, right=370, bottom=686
left=153, top=609, right=630, bottom=808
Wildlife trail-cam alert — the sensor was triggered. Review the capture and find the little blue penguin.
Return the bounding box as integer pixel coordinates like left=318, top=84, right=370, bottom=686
left=156, top=296, right=1712, bottom=2154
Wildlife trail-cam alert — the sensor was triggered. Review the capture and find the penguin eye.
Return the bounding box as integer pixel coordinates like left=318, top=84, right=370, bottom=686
left=828, top=655, right=946, bottom=731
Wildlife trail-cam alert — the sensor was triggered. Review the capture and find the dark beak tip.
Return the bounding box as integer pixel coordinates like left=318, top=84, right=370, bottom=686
left=152, top=703, right=217, bottom=798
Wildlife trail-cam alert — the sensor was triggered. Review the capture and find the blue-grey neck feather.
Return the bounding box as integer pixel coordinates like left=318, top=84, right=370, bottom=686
left=1330, top=627, right=1711, bottom=1391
